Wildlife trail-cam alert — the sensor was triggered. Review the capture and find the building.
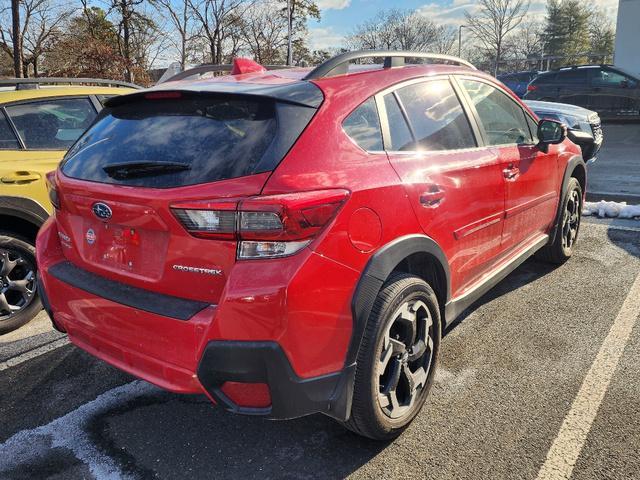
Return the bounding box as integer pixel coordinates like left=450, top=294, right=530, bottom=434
left=615, top=0, right=640, bottom=76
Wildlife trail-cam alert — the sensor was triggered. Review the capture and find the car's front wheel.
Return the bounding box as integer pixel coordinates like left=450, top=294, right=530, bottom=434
left=0, top=232, right=41, bottom=335
left=344, top=274, right=441, bottom=440
left=536, top=177, right=583, bottom=264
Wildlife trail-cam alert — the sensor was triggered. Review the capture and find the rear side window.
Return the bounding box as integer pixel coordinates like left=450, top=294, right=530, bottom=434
left=343, top=98, right=383, bottom=151
left=5, top=98, right=96, bottom=150
left=556, top=70, right=588, bottom=85
left=532, top=73, right=556, bottom=85
left=394, top=80, right=476, bottom=151
left=63, top=95, right=280, bottom=188
left=0, top=111, right=20, bottom=150
left=461, top=80, right=533, bottom=146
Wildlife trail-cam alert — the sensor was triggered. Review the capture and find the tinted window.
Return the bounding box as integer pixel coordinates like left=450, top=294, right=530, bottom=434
left=395, top=80, right=476, bottom=151
left=343, top=98, right=383, bottom=151
left=461, top=80, right=533, bottom=146
left=592, top=69, right=638, bottom=88
left=556, top=70, right=588, bottom=84
left=62, top=96, right=278, bottom=188
left=532, top=73, right=557, bottom=85
left=383, top=94, right=413, bottom=151
left=6, top=98, right=96, bottom=150
left=0, top=111, right=20, bottom=150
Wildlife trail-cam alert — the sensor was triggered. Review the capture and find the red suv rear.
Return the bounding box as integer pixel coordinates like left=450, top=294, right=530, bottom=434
left=36, top=51, right=586, bottom=440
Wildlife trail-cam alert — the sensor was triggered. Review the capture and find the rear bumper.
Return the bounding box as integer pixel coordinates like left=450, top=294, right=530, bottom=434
left=36, top=217, right=357, bottom=420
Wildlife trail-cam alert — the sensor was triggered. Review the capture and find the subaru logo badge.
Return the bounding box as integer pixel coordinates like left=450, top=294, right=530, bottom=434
left=92, top=202, right=112, bottom=220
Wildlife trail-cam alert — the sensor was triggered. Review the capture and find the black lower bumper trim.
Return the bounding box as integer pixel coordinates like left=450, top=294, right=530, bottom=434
left=37, top=274, right=65, bottom=333
left=48, top=261, right=210, bottom=321
left=197, top=341, right=355, bottom=420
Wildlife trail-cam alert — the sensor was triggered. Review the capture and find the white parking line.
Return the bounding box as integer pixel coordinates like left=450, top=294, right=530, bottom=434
left=536, top=272, right=640, bottom=480
left=0, top=337, right=69, bottom=372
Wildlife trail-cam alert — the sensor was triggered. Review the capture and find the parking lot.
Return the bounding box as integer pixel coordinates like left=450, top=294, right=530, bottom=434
left=1, top=216, right=639, bottom=480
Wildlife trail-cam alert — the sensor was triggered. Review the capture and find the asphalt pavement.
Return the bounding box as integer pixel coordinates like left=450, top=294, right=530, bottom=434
left=1, top=219, right=639, bottom=480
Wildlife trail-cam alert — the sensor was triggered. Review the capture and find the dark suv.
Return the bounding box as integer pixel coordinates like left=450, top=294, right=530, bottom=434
left=525, top=65, right=640, bottom=119
left=37, top=51, right=585, bottom=440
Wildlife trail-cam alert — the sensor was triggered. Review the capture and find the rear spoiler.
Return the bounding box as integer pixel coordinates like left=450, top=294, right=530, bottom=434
left=105, top=82, right=324, bottom=109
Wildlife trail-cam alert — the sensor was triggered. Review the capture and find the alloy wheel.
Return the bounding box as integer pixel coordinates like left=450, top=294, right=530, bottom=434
left=377, top=299, right=435, bottom=419
left=0, top=249, right=37, bottom=321
left=562, top=189, right=581, bottom=250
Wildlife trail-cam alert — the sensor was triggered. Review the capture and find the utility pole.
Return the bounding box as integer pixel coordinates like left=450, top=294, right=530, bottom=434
left=458, top=25, right=466, bottom=58
left=286, top=0, right=293, bottom=66
left=11, top=0, right=23, bottom=78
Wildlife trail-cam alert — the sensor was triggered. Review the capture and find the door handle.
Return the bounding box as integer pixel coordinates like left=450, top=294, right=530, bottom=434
left=1, top=171, right=42, bottom=184
left=503, top=164, right=519, bottom=180
left=420, top=188, right=445, bottom=207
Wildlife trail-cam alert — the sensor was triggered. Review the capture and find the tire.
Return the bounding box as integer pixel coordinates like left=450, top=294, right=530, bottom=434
left=0, top=232, right=42, bottom=335
left=344, top=273, right=441, bottom=440
left=536, top=177, right=583, bottom=264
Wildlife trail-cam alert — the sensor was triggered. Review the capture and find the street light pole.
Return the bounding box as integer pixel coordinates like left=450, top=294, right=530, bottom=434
left=458, top=25, right=466, bottom=58
left=287, top=0, right=293, bottom=66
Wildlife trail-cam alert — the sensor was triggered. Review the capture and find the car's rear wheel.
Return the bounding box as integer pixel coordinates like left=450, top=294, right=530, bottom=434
left=536, top=177, right=583, bottom=264
left=344, top=274, right=441, bottom=440
left=0, top=232, right=41, bottom=335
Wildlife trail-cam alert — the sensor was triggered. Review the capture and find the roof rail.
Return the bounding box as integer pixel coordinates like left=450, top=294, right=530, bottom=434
left=303, top=50, right=476, bottom=80
left=162, top=63, right=288, bottom=83
left=0, top=77, right=142, bottom=90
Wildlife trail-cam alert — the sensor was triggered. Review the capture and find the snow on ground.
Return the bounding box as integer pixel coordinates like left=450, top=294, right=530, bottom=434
left=583, top=201, right=640, bottom=219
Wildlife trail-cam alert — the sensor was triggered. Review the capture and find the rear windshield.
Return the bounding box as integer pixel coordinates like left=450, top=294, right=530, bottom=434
left=62, top=95, right=279, bottom=188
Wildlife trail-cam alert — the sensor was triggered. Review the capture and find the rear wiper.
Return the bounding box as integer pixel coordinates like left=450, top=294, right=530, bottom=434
left=103, top=161, right=191, bottom=179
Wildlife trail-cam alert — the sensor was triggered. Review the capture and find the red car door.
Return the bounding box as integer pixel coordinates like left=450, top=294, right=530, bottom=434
left=378, top=78, right=506, bottom=297
left=458, top=78, right=559, bottom=251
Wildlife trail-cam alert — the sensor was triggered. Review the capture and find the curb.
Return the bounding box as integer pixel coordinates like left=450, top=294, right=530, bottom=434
left=586, top=191, right=640, bottom=204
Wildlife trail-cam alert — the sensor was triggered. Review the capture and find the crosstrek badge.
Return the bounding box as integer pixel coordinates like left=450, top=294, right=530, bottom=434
left=85, top=229, right=96, bottom=245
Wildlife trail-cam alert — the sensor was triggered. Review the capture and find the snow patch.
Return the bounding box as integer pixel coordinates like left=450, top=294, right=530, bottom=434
left=0, top=381, right=159, bottom=479
left=583, top=201, right=640, bottom=219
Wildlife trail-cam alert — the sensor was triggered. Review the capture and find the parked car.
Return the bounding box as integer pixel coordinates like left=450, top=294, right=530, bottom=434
left=497, top=71, right=539, bottom=98
left=37, top=51, right=586, bottom=440
left=525, top=100, right=603, bottom=163
left=0, top=78, right=138, bottom=334
left=524, top=65, right=640, bottom=120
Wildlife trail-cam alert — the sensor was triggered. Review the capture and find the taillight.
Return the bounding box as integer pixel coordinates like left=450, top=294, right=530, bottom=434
left=46, top=171, right=60, bottom=209
left=527, top=84, right=538, bottom=92
left=171, top=189, right=350, bottom=259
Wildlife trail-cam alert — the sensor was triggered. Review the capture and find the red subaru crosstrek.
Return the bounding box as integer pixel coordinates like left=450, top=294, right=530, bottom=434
left=36, top=51, right=585, bottom=440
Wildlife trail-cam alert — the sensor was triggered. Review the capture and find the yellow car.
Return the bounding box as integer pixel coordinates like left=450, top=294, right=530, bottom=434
left=0, top=78, right=138, bottom=333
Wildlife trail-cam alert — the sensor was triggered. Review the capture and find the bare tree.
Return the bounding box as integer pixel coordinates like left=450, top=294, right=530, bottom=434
left=240, top=0, right=287, bottom=64
left=189, top=0, right=248, bottom=64
left=347, top=9, right=439, bottom=54
left=1, top=0, right=71, bottom=77
left=151, top=0, right=198, bottom=69
left=431, top=25, right=457, bottom=55
left=11, top=0, right=22, bottom=76
left=464, top=0, right=530, bottom=75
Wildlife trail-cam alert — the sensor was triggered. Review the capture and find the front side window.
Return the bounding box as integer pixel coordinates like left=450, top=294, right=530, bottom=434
left=592, top=69, right=637, bottom=88
left=0, top=111, right=20, bottom=150
left=343, top=98, right=383, bottom=151
left=5, top=98, right=97, bottom=150
left=394, top=79, right=476, bottom=151
left=461, top=80, right=533, bottom=146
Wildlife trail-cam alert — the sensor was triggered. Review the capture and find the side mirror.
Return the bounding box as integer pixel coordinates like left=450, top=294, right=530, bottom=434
left=537, top=119, right=566, bottom=153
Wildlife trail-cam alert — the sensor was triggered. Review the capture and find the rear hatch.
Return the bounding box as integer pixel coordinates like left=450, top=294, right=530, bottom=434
left=53, top=86, right=321, bottom=304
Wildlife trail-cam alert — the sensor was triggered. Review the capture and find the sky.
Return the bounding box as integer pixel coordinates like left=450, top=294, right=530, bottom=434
left=308, top=0, right=621, bottom=51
